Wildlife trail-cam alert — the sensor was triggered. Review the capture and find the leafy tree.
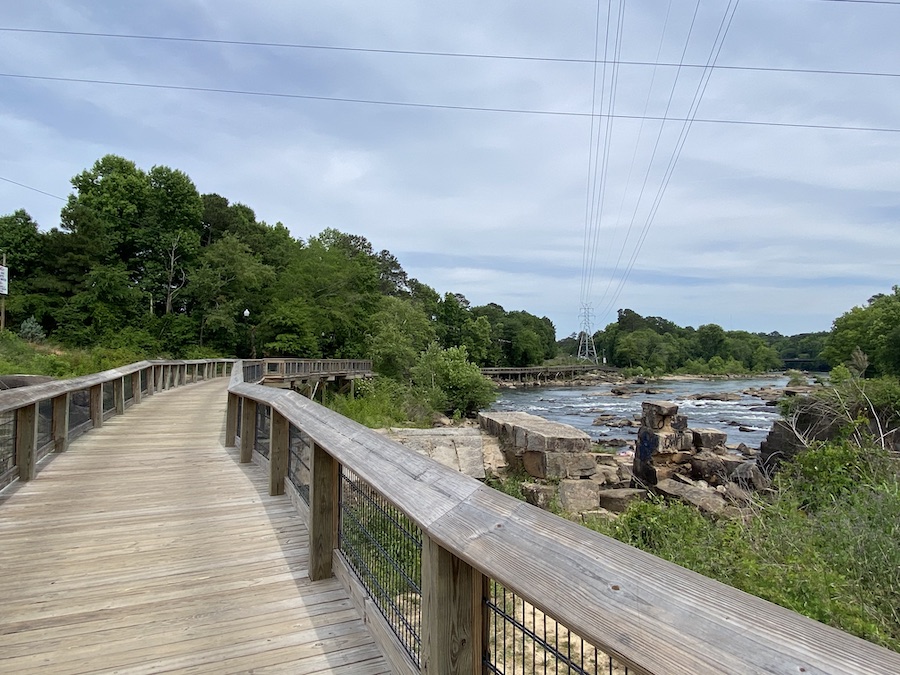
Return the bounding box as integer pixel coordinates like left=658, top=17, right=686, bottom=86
left=824, top=287, right=900, bottom=375
left=366, top=296, right=435, bottom=378
left=696, top=323, right=727, bottom=361
left=411, top=344, right=497, bottom=417
left=188, top=234, right=275, bottom=353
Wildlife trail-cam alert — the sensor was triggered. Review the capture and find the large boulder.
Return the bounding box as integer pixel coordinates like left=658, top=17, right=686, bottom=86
left=641, top=401, right=679, bottom=431
left=655, top=478, right=727, bottom=516
left=690, top=450, right=728, bottom=485
left=523, top=451, right=597, bottom=480
left=731, top=460, right=771, bottom=491
left=558, top=480, right=599, bottom=513
left=521, top=483, right=557, bottom=510
left=598, top=487, right=648, bottom=514
left=691, top=428, right=728, bottom=450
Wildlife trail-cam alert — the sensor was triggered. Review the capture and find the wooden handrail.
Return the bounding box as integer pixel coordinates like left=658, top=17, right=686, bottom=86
left=0, top=359, right=236, bottom=414
left=229, top=360, right=900, bottom=675
left=0, top=359, right=235, bottom=490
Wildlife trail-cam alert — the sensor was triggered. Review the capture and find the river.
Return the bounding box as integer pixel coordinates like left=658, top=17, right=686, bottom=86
left=489, top=375, right=792, bottom=449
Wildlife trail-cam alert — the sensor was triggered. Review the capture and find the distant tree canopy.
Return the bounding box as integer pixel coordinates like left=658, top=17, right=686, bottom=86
left=557, top=308, right=828, bottom=375
left=822, top=286, right=900, bottom=376
left=0, top=154, right=557, bottom=370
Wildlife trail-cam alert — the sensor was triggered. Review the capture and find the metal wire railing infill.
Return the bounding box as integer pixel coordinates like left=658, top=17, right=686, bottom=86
left=339, top=468, right=422, bottom=664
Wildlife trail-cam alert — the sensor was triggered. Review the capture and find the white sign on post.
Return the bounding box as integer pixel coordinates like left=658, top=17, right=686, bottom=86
left=0, top=266, right=7, bottom=295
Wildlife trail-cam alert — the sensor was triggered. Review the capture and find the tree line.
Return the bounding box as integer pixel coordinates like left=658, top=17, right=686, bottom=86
left=0, top=155, right=556, bottom=380
left=557, top=308, right=827, bottom=375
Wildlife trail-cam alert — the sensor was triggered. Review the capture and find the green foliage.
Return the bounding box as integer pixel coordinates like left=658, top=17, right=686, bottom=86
left=411, top=344, right=498, bottom=417
left=18, top=316, right=45, bottom=343
left=777, top=441, right=870, bottom=511
left=580, top=454, right=899, bottom=651
left=823, top=286, right=900, bottom=376
left=785, top=369, right=807, bottom=387
left=590, top=309, right=839, bottom=375
left=2, top=153, right=560, bottom=363
left=828, top=363, right=852, bottom=385
left=0, top=331, right=141, bottom=377
left=326, top=377, right=432, bottom=429
left=366, top=296, right=436, bottom=379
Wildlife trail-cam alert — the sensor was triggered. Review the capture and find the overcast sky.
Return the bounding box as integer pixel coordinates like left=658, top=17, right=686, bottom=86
left=2, top=1, right=899, bottom=339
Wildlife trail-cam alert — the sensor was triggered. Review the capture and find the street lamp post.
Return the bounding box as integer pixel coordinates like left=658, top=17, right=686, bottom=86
left=243, top=309, right=256, bottom=359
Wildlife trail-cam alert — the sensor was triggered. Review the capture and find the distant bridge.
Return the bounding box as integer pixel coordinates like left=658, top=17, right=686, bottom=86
left=481, top=363, right=618, bottom=382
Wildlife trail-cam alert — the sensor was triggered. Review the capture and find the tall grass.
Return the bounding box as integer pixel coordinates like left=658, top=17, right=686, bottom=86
left=0, top=331, right=146, bottom=378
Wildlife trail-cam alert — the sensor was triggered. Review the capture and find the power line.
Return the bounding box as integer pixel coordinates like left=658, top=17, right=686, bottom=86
left=4, top=71, right=900, bottom=134
left=4, top=27, right=900, bottom=81
left=0, top=176, right=66, bottom=201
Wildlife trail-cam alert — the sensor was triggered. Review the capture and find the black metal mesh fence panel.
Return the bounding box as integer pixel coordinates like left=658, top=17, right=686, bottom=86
left=339, top=468, right=422, bottom=665
left=255, top=404, right=270, bottom=459
left=140, top=369, right=148, bottom=394
left=37, top=400, right=52, bottom=450
left=102, top=383, right=114, bottom=413
left=124, top=374, right=133, bottom=402
left=0, top=411, right=15, bottom=477
left=484, top=582, right=630, bottom=675
left=288, top=426, right=310, bottom=504
left=68, top=389, right=91, bottom=432
left=243, top=363, right=263, bottom=383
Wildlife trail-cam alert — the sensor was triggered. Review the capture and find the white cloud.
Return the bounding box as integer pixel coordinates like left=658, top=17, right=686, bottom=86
left=2, top=0, right=899, bottom=338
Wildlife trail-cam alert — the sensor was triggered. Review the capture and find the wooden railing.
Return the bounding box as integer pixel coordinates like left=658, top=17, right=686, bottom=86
left=228, top=360, right=900, bottom=675
left=0, top=359, right=233, bottom=492
left=260, top=358, right=373, bottom=379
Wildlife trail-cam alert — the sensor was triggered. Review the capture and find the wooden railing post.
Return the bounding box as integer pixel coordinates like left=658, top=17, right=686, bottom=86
left=16, top=403, right=38, bottom=481
left=90, top=384, right=103, bottom=428
left=52, top=393, right=69, bottom=452
left=421, top=535, right=485, bottom=674
left=308, top=442, right=339, bottom=581
left=131, top=371, right=142, bottom=404
left=239, top=398, right=256, bottom=463
left=269, top=410, right=289, bottom=496
left=114, top=377, right=125, bottom=415
left=225, top=393, right=239, bottom=447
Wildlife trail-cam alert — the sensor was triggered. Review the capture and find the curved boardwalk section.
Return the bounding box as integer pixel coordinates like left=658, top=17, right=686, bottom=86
left=0, top=378, right=388, bottom=674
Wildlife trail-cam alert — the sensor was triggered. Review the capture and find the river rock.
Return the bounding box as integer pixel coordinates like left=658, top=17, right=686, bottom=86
left=558, top=479, right=599, bottom=513
left=691, top=428, right=728, bottom=450
left=731, top=460, right=771, bottom=491
left=521, top=483, right=556, bottom=510
left=655, top=478, right=727, bottom=516
left=642, top=401, right=680, bottom=430
left=382, top=428, right=488, bottom=480
left=689, top=392, right=741, bottom=401
left=598, top=487, right=647, bottom=513
left=723, top=481, right=753, bottom=505
left=690, top=450, right=728, bottom=485
left=591, top=464, right=620, bottom=486
left=523, top=451, right=596, bottom=480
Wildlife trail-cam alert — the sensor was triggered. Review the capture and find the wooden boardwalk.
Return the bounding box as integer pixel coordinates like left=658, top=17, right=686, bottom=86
left=0, top=378, right=389, bottom=675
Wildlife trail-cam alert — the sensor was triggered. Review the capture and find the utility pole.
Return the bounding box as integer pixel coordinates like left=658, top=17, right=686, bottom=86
left=0, top=252, right=7, bottom=332
left=576, top=304, right=598, bottom=363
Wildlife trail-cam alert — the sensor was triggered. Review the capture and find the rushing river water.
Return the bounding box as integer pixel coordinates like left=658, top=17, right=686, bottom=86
left=489, top=375, right=792, bottom=450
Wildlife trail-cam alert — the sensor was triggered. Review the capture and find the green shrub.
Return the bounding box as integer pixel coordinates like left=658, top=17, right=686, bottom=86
left=327, top=377, right=432, bottom=429
left=410, top=343, right=497, bottom=418
left=785, top=369, right=808, bottom=387
left=18, top=316, right=45, bottom=343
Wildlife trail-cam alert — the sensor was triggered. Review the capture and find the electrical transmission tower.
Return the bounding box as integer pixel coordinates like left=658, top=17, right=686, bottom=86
left=577, top=305, right=598, bottom=363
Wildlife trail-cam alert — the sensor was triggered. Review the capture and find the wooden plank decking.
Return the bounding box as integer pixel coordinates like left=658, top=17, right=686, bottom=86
left=0, top=378, right=390, bottom=675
